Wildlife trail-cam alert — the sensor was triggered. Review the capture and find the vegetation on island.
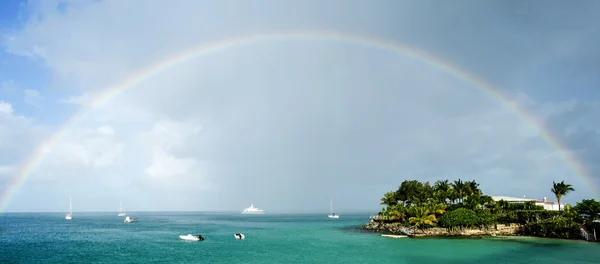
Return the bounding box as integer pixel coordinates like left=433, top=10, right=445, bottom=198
left=371, top=179, right=600, bottom=241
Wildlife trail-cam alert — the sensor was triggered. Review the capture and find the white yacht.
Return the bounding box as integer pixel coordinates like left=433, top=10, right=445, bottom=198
left=117, top=201, right=126, bottom=216
left=65, top=198, right=73, bottom=220
left=241, top=204, right=265, bottom=214
left=124, top=216, right=137, bottom=223
left=328, top=199, right=339, bottom=219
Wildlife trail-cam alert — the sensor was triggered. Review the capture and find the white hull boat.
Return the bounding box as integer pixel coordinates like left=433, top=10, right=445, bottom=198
left=124, top=216, right=137, bottom=223
left=179, top=234, right=204, bottom=241
left=241, top=204, right=265, bottom=214
left=328, top=199, right=340, bottom=219
left=65, top=198, right=73, bottom=220
left=234, top=233, right=245, bottom=240
left=118, top=201, right=126, bottom=216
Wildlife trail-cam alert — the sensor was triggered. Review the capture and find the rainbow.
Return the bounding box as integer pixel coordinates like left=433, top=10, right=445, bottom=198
left=0, top=30, right=596, bottom=212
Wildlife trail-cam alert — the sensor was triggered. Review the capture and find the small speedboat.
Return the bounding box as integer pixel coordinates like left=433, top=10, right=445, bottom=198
left=179, top=234, right=204, bottom=241
left=124, top=216, right=137, bottom=223
left=234, top=233, right=245, bottom=240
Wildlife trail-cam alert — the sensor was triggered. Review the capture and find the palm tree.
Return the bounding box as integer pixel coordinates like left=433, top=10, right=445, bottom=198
left=433, top=180, right=451, bottom=204
left=385, top=204, right=407, bottom=222
left=452, top=179, right=467, bottom=203
left=551, top=181, right=575, bottom=211
left=380, top=192, right=398, bottom=207
left=427, top=202, right=446, bottom=216
left=408, top=206, right=437, bottom=230
left=446, top=188, right=458, bottom=204
left=465, top=180, right=481, bottom=196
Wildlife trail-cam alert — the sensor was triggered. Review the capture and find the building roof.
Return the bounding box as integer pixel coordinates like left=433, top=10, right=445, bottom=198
left=491, top=196, right=536, bottom=202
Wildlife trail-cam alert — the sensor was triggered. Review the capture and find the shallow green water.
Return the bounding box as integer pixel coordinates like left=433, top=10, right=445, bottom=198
left=1, top=212, right=598, bottom=263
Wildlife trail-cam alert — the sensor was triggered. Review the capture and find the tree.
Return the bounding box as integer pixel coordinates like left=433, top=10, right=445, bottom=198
left=439, top=208, right=478, bottom=230
left=380, top=192, right=398, bottom=207
left=452, top=179, right=468, bottom=203
left=551, top=181, right=575, bottom=211
left=395, top=180, right=433, bottom=205
left=574, top=199, right=600, bottom=218
left=408, top=206, right=437, bottom=230
left=465, top=180, right=481, bottom=196
left=433, top=180, right=452, bottom=204
left=382, top=203, right=407, bottom=222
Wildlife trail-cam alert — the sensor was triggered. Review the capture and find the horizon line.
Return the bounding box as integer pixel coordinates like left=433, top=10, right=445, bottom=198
left=1, top=210, right=378, bottom=214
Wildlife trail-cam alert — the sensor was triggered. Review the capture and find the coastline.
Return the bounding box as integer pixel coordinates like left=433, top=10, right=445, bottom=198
left=360, top=218, right=519, bottom=238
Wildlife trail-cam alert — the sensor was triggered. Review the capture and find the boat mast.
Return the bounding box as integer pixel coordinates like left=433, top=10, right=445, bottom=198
left=69, top=197, right=72, bottom=214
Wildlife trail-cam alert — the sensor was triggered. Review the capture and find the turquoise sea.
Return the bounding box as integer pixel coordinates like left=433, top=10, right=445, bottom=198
left=1, top=212, right=599, bottom=263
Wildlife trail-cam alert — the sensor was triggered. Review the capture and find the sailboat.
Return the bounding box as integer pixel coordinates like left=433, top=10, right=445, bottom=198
left=65, top=198, right=72, bottom=220
left=118, top=201, right=126, bottom=216
left=328, top=198, right=339, bottom=219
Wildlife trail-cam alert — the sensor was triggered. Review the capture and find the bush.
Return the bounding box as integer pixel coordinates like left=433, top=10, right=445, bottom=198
left=497, top=211, right=518, bottom=224
left=475, top=210, right=497, bottom=227
left=574, top=199, right=600, bottom=218
left=515, top=210, right=565, bottom=224
left=497, top=210, right=566, bottom=225
left=439, top=208, right=478, bottom=229
left=446, top=203, right=467, bottom=212
left=520, top=217, right=583, bottom=239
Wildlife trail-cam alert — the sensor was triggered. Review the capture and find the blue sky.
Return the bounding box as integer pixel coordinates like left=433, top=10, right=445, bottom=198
left=0, top=0, right=599, bottom=213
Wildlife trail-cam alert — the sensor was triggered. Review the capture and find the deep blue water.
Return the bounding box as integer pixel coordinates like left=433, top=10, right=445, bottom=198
left=1, top=212, right=599, bottom=263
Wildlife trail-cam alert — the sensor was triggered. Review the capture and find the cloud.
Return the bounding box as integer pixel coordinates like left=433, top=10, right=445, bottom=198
left=1, top=0, right=599, bottom=212
left=0, top=101, right=13, bottom=114
left=23, top=89, right=42, bottom=107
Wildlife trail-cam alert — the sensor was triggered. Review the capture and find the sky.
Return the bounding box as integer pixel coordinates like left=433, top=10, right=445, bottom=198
left=0, top=0, right=599, bottom=213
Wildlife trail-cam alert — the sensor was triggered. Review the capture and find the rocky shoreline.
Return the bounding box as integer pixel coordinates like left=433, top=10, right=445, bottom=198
left=360, top=218, right=520, bottom=238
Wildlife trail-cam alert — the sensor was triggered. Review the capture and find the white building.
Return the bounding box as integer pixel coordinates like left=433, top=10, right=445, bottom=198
left=490, top=196, right=564, bottom=211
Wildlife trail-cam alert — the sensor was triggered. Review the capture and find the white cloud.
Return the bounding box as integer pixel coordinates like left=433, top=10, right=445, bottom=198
left=1, top=0, right=598, bottom=212
left=146, top=147, right=196, bottom=178
left=97, top=125, right=114, bottom=135
left=41, top=127, right=123, bottom=169
left=0, top=101, right=13, bottom=114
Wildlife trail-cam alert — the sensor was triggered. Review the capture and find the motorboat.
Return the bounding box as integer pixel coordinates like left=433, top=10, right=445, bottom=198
left=124, top=216, right=137, bottom=223
left=179, top=234, right=204, bottom=241
left=241, top=204, right=265, bottom=214
left=234, top=233, right=245, bottom=240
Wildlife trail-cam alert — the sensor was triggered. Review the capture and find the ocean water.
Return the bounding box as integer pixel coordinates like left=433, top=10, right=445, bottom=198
left=1, top=212, right=599, bottom=263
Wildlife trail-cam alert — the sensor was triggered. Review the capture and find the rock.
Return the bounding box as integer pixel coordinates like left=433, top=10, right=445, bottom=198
left=360, top=221, right=520, bottom=238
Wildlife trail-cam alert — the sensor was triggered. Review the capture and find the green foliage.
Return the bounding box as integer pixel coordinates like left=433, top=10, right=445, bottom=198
left=376, top=178, right=591, bottom=241
left=408, top=206, right=438, bottom=229
left=445, top=203, right=467, bottom=212
left=515, top=210, right=565, bottom=225
left=574, top=199, right=600, bottom=218
left=475, top=210, right=496, bottom=227
left=439, top=208, right=478, bottom=229
left=496, top=211, right=518, bottom=224
left=395, top=180, right=433, bottom=205
left=380, top=192, right=398, bottom=207
left=495, top=210, right=565, bottom=224
left=551, top=181, right=575, bottom=211
left=520, top=217, right=582, bottom=239
left=379, top=203, right=406, bottom=222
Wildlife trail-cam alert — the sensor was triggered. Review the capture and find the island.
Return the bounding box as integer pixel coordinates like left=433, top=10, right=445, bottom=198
left=361, top=179, right=600, bottom=242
